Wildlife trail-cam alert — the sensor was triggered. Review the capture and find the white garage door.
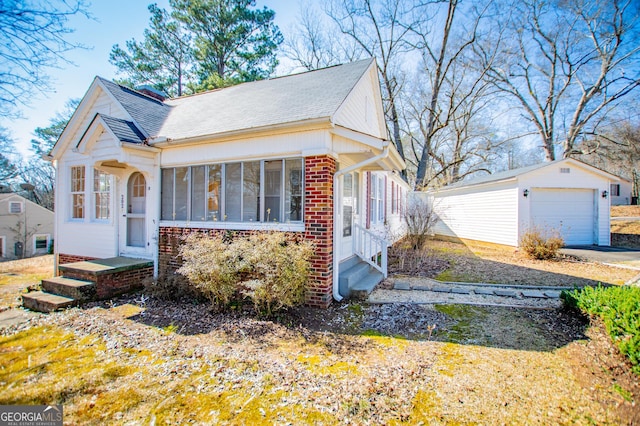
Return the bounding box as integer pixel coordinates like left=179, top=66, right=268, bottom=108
left=530, top=188, right=595, bottom=245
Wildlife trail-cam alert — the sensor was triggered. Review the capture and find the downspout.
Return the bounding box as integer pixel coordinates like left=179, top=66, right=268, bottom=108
left=332, top=143, right=390, bottom=301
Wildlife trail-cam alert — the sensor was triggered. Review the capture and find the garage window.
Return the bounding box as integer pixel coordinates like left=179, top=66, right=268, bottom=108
left=610, top=184, right=620, bottom=197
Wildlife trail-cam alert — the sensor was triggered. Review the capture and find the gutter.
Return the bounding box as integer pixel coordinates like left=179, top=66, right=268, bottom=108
left=332, top=143, right=390, bottom=301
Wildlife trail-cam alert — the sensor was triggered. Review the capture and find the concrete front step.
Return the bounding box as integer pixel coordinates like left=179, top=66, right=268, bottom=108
left=42, top=276, right=96, bottom=301
left=22, top=291, right=76, bottom=313
left=350, top=270, right=384, bottom=300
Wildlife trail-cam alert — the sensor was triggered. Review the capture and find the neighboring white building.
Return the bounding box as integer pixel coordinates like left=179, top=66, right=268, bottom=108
left=610, top=178, right=633, bottom=206
left=427, top=158, right=620, bottom=247
left=0, top=193, right=54, bottom=258
left=49, top=59, right=409, bottom=306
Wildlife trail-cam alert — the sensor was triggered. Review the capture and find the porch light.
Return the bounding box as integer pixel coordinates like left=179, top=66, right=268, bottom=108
left=523, top=189, right=529, bottom=197
left=602, top=190, right=608, bottom=198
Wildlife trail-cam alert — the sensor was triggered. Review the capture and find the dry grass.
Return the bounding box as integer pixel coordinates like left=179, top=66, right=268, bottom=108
left=0, top=255, right=53, bottom=308
left=611, top=205, right=640, bottom=217
left=421, top=239, right=637, bottom=286
left=611, top=221, right=640, bottom=235
left=0, top=253, right=638, bottom=424
left=0, top=301, right=636, bottom=425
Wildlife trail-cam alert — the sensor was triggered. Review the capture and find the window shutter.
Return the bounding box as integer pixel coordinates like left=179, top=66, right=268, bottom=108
left=384, top=175, right=388, bottom=220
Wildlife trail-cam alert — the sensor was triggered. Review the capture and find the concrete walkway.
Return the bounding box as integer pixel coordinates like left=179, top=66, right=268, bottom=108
left=368, top=277, right=571, bottom=309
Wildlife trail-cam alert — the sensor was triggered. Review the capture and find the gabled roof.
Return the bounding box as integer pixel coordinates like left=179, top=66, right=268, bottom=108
left=97, top=77, right=171, bottom=138
left=96, top=114, right=146, bottom=144
left=435, top=158, right=621, bottom=192
left=158, top=58, right=375, bottom=141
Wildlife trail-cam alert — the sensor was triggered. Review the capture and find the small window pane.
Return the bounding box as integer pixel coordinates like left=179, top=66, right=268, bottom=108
left=225, top=163, right=241, bottom=221
left=264, top=160, right=282, bottom=222
left=35, top=236, right=47, bottom=249
left=161, top=169, right=174, bottom=220
left=285, top=159, right=303, bottom=222
left=243, top=161, right=260, bottom=222
left=9, top=202, right=22, bottom=214
left=174, top=167, right=188, bottom=221
left=73, top=194, right=84, bottom=219
left=190, top=166, right=206, bottom=221
left=207, top=164, right=222, bottom=221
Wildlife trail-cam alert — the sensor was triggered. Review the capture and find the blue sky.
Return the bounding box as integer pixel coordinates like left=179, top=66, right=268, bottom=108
left=4, top=0, right=301, bottom=156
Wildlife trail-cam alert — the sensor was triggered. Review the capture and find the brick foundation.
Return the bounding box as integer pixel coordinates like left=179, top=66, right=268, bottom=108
left=157, top=155, right=336, bottom=308
left=58, top=253, right=97, bottom=265
left=61, top=266, right=154, bottom=299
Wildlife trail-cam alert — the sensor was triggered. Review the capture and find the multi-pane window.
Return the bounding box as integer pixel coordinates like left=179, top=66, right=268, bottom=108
left=71, top=166, right=85, bottom=219
left=93, top=169, right=111, bottom=220
left=369, top=173, right=385, bottom=224
left=161, top=158, right=304, bottom=223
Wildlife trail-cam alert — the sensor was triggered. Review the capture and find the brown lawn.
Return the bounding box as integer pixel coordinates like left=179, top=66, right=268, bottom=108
left=611, top=205, right=640, bottom=217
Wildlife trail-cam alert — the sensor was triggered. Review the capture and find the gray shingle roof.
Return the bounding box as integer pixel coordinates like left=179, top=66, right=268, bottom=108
left=440, top=162, right=551, bottom=190
left=97, top=77, right=171, bottom=137
left=100, top=115, right=146, bottom=144
left=159, top=58, right=374, bottom=140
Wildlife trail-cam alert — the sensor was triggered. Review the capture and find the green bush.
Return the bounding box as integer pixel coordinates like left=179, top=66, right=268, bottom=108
left=177, top=232, right=314, bottom=315
left=519, top=228, right=564, bottom=260
left=562, top=285, right=640, bottom=375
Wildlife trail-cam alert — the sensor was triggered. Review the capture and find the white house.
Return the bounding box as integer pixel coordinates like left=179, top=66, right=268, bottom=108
left=610, top=177, right=634, bottom=206
left=428, top=158, right=620, bottom=247
left=0, top=193, right=54, bottom=258
left=48, top=59, right=408, bottom=307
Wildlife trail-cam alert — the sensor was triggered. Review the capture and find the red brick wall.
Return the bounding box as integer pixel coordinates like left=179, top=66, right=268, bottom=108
left=304, top=155, right=335, bottom=308
left=58, top=253, right=97, bottom=264
left=157, top=155, right=337, bottom=308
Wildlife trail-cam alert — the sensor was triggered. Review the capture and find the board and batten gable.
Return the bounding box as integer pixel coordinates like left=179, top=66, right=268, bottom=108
left=517, top=161, right=613, bottom=246
left=430, top=180, right=520, bottom=246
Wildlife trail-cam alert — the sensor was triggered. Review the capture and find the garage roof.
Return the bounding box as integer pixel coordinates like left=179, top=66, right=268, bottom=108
left=434, top=158, right=620, bottom=193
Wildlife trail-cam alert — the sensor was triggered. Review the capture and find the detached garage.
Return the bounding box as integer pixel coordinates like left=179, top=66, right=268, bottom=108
left=428, top=158, right=620, bottom=247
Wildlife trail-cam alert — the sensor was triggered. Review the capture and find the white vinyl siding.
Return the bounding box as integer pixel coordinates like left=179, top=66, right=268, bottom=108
left=431, top=183, right=519, bottom=246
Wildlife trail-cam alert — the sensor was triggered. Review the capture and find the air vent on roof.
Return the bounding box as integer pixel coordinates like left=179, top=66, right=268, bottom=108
left=560, top=168, right=570, bottom=174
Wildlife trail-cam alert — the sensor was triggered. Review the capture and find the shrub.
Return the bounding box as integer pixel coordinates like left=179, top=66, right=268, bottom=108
left=405, top=197, right=438, bottom=250
left=562, top=285, right=640, bottom=376
left=177, top=233, right=241, bottom=310
left=239, top=233, right=314, bottom=316
left=519, top=228, right=564, bottom=260
left=143, top=273, right=201, bottom=301
left=177, top=232, right=314, bottom=315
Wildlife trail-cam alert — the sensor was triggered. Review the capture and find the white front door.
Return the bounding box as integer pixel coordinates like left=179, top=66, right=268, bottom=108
left=126, top=172, right=146, bottom=250
left=340, top=173, right=358, bottom=260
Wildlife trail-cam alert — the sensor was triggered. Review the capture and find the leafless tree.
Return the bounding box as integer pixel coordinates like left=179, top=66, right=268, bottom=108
left=326, top=0, right=422, bottom=174
left=580, top=119, right=640, bottom=199
left=282, top=3, right=363, bottom=71
left=479, top=0, right=640, bottom=161
left=403, top=0, right=499, bottom=189
left=0, top=0, right=90, bottom=118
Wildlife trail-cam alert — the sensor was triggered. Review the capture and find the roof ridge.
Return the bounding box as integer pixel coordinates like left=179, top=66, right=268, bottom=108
left=96, top=76, right=167, bottom=105
left=168, top=58, right=376, bottom=102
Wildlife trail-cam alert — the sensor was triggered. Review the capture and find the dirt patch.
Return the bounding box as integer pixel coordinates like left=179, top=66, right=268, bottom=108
left=612, top=205, right=640, bottom=217
left=389, top=239, right=638, bottom=286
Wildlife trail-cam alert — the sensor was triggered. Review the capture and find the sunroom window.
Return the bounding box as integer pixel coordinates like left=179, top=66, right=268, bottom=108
left=161, top=158, right=304, bottom=224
